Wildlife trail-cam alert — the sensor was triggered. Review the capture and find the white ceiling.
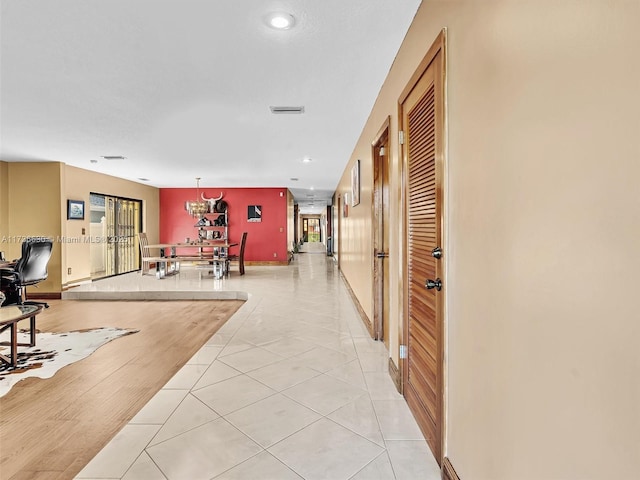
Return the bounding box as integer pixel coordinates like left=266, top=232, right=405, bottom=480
left=0, top=0, right=421, bottom=213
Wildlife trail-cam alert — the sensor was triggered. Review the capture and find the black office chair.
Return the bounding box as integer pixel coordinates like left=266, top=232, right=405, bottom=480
left=0, top=237, right=54, bottom=308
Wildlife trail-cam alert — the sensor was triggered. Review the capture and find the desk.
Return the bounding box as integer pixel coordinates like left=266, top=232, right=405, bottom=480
left=146, top=242, right=238, bottom=278
left=0, top=304, right=43, bottom=366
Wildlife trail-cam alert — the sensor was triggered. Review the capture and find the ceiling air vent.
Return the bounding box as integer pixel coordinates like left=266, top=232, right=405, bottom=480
left=101, top=155, right=127, bottom=160
left=270, top=106, right=305, bottom=114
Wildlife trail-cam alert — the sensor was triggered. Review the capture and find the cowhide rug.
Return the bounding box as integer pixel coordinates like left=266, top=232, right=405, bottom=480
left=0, top=327, right=138, bottom=397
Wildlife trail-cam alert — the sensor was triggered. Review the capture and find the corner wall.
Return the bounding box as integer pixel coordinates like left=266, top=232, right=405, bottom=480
left=337, top=0, right=640, bottom=478
left=62, top=165, right=160, bottom=285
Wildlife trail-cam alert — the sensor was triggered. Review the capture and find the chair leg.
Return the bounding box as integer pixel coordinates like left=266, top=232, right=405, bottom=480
left=23, top=286, right=49, bottom=308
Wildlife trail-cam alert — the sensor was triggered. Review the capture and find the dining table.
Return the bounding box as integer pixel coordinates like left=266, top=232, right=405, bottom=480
left=146, top=241, right=238, bottom=278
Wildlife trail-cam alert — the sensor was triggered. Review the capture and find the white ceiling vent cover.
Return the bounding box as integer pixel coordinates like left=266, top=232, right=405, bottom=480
left=270, top=106, right=305, bottom=114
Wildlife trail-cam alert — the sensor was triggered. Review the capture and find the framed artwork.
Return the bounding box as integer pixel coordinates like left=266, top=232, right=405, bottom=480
left=343, top=193, right=349, bottom=217
left=248, top=205, right=262, bottom=222
left=351, top=159, right=360, bottom=206
left=67, top=199, right=85, bottom=220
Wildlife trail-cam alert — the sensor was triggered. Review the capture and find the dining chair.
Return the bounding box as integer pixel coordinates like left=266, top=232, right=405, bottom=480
left=228, top=232, right=247, bottom=275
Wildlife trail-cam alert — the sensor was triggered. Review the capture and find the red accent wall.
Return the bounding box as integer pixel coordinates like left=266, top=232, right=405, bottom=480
left=159, top=187, right=288, bottom=262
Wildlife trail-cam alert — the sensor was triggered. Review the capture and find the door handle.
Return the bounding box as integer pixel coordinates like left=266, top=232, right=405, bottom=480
left=425, top=278, right=442, bottom=291
left=431, top=247, right=442, bottom=259
left=376, top=252, right=389, bottom=258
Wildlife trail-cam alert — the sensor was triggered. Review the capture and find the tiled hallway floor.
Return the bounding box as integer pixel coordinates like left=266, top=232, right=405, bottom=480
left=71, top=243, right=440, bottom=480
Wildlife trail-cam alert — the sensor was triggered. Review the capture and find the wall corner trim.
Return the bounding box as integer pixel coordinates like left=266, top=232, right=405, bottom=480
left=442, top=457, right=460, bottom=480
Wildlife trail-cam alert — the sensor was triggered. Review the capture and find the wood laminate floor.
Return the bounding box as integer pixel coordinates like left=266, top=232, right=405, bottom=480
left=0, top=299, right=243, bottom=480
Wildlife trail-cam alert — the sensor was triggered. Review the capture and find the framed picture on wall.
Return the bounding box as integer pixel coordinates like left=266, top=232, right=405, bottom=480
left=351, top=159, right=360, bottom=206
left=343, top=193, right=349, bottom=217
left=67, top=200, right=85, bottom=220
left=248, top=205, right=262, bottom=222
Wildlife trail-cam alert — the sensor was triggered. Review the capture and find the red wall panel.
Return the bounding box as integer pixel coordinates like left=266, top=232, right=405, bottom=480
left=159, top=187, right=288, bottom=262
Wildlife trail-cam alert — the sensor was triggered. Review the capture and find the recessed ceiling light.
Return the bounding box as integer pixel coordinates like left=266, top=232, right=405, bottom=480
left=266, top=12, right=295, bottom=30
left=290, top=177, right=299, bottom=181
left=302, top=157, right=312, bottom=163
left=89, top=159, right=98, bottom=164
left=137, top=177, right=150, bottom=182
left=101, top=155, right=127, bottom=160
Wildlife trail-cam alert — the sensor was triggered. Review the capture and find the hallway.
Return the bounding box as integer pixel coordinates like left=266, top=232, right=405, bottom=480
left=71, top=247, right=439, bottom=479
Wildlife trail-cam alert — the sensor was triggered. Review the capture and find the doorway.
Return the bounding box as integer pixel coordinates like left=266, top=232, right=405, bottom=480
left=303, top=217, right=321, bottom=243
left=90, top=193, right=142, bottom=279
left=373, top=117, right=391, bottom=347
left=400, top=31, right=446, bottom=463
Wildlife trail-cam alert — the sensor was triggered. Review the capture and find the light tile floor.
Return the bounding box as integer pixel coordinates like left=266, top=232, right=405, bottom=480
left=72, top=242, right=440, bottom=480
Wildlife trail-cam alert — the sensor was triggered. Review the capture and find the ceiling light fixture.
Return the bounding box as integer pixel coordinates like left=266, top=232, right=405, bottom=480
left=266, top=12, right=295, bottom=30
left=302, top=157, right=312, bottom=163
left=185, top=177, right=209, bottom=218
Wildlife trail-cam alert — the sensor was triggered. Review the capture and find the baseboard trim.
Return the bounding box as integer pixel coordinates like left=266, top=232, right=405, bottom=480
left=442, top=457, right=460, bottom=480
left=388, top=357, right=402, bottom=393
left=340, top=271, right=374, bottom=338
left=62, top=277, right=93, bottom=290
left=26, top=292, right=62, bottom=300
left=245, top=261, right=289, bottom=266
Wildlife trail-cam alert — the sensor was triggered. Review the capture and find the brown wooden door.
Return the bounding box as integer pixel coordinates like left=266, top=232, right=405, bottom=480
left=401, top=32, right=445, bottom=463
left=373, top=118, right=391, bottom=347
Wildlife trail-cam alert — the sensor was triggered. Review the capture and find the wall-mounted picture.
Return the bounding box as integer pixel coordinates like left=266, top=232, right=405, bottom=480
left=248, top=205, right=262, bottom=222
left=67, top=199, right=85, bottom=220
left=351, top=159, right=360, bottom=206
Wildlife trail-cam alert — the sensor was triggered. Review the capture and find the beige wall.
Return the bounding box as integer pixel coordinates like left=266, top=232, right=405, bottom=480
left=62, top=165, right=160, bottom=285
left=3, top=162, right=64, bottom=293
left=0, top=161, right=8, bottom=239
left=336, top=0, right=640, bottom=478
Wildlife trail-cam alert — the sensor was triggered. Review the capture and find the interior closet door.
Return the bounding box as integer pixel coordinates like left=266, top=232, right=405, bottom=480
left=401, top=33, right=445, bottom=463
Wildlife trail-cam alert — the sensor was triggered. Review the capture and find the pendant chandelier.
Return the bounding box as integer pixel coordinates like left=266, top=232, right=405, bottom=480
left=185, top=177, right=209, bottom=218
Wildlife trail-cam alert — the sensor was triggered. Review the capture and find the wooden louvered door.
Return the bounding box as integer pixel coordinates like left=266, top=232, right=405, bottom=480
left=401, top=33, right=445, bottom=463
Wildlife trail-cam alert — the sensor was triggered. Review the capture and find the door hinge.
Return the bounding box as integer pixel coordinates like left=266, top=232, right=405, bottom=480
left=399, top=344, right=408, bottom=359
left=398, top=130, right=405, bottom=145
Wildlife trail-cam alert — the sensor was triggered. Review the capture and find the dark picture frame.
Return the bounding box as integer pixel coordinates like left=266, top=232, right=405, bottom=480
left=67, top=199, right=85, bottom=220
left=351, top=159, right=360, bottom=206
left=248, top=205, right=262, bottom=222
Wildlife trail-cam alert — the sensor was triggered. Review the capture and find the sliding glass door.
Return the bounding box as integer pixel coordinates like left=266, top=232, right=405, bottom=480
left=90, top=193, right=141, bottom=279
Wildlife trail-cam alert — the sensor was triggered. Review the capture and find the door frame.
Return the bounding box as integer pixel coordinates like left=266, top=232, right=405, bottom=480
left=372, top=116, right=391, bottom=344
left=399, top=28, right=447, bottom=462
